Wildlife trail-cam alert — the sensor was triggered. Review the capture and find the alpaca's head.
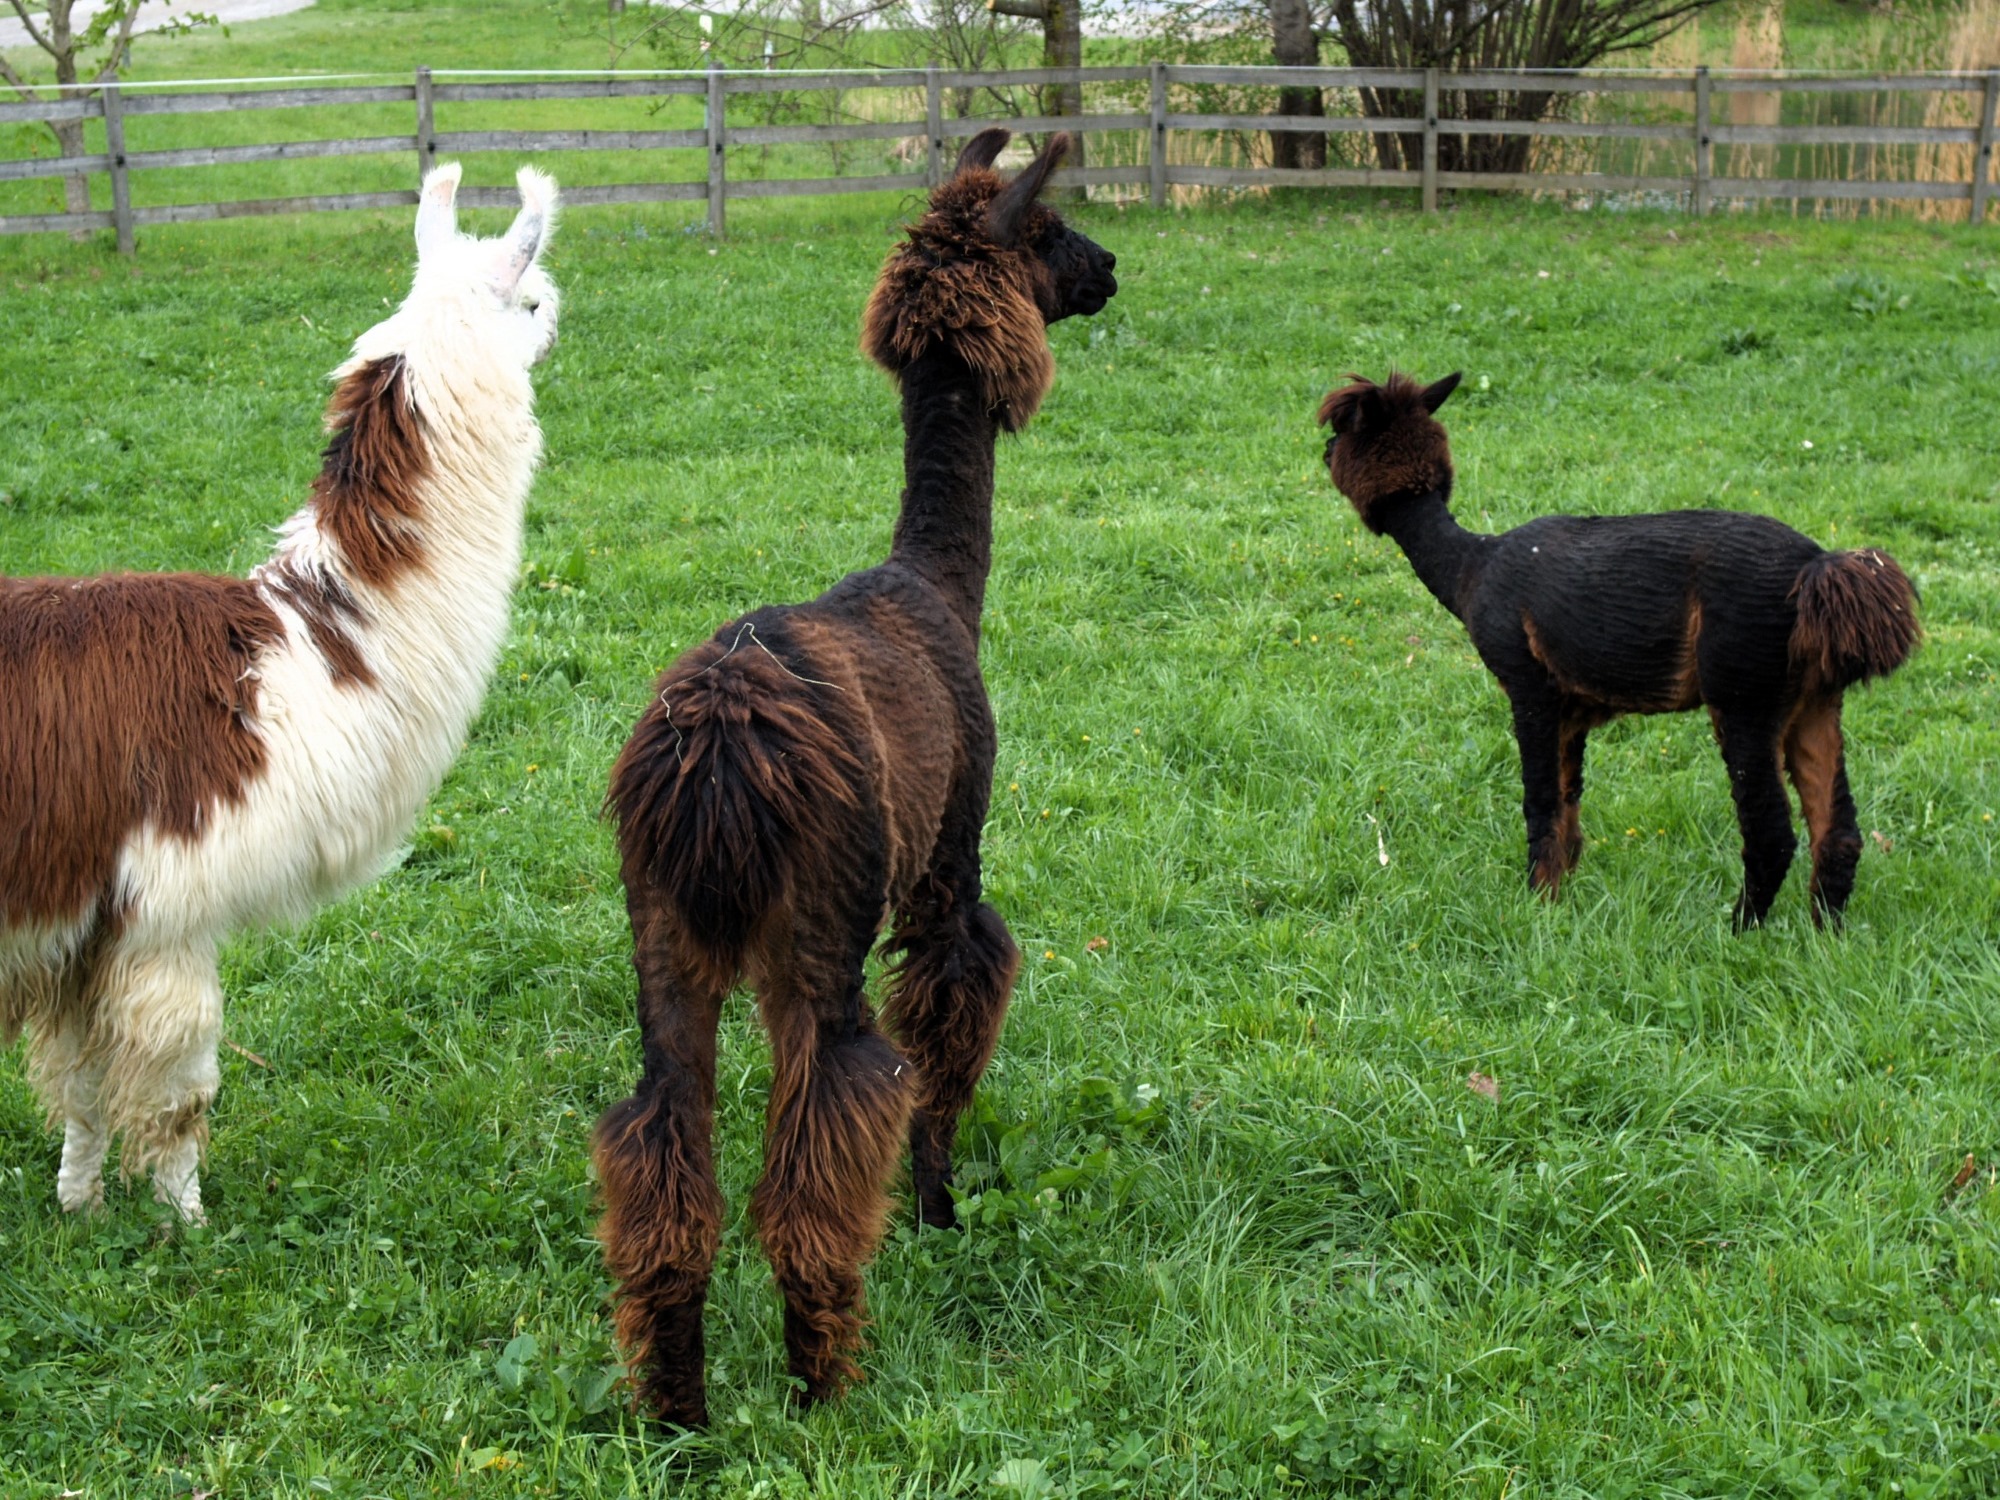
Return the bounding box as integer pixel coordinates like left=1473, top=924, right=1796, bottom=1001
left=1318, top=371, right=1462, bottom=532
left=862, top=129, right=1119, bottom=431
left=347, top=162, right=561, bottom=384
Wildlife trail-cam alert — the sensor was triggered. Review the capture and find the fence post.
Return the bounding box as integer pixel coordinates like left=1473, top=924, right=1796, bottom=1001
left=1149, top=60, right=1167, bottom=209
left=1422, top=66, right=1439, bottom=214
left=1973, top=69, right=1998, bottom=226
left=706, top=59, right=725, bottom=238
left=926, top=65, right=943, bottom=189
left=101, top=83, right=133, bottom=256
left=415, top=66, right=435, bottom=185
left=1693, top=66, right=1712, bottom=217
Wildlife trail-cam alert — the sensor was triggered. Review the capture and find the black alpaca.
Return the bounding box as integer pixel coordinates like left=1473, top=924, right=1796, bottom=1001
left=595, top=131, right=1117, bottom=1426
left=1320, top=371, right=1919, bottom=927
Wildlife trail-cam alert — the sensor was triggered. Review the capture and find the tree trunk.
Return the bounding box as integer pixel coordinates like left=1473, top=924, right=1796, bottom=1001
left=608, top=0, right=626, bottom=14
left=1269, top=0, right=1325, bottom=170
left=1040, top=0, right=1084, bottom=198
left=51, top=115, right=92, bottom=217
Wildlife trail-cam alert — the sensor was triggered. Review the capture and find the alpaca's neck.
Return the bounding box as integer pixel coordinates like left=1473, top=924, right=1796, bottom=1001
left=1379, top=486, right=1488, bottom=620
left=888, top=348, right=999, bottom=626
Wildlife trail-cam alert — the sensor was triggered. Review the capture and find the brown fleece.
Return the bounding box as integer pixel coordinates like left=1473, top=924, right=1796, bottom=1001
left=311, top=356, right=432, bottom=588
left=860, top=171, right=1056, bottom=432
left=1319, top=373, right=1455, bottom=531
left=1789, top=547, right=1921, bottom=690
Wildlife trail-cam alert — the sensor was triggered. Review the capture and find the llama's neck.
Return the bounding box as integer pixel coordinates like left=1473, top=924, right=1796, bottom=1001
left=888, top=348, right=1000, bottom=626
left=1379, top=486, right=1489, bottom=620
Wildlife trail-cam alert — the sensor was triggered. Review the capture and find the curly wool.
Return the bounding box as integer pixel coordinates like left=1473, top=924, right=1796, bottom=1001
left=860, top=169, right=1056, bottom=432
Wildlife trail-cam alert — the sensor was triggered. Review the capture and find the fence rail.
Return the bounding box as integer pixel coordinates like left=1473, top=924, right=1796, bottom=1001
left=3, top=63, right=1997, bottom=247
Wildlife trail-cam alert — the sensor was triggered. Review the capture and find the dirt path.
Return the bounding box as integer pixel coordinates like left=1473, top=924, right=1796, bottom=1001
left=0, top=0, right=315, bottom=55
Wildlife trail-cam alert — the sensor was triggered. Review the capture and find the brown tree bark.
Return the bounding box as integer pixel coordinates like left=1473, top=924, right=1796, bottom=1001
left=1269, top=0, right=1326, bottom=170
left=987, top=0, right=1085, bottom=198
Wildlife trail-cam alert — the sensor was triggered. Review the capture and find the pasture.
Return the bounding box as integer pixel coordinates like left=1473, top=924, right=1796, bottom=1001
left=2, top=183, right=1999, bottom=1498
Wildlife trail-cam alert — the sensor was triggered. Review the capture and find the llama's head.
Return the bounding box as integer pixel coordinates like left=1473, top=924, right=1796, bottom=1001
left=347, top=162, right=561, bottom=384
left=862, top=129, right=1119, bottom=431
left=1318, top=371, right=1462, bottom=532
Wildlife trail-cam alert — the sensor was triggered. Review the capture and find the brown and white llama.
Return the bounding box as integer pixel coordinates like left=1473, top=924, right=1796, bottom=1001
left=0, top=163, right=559, bottom=1222
left=595, top=129, right=1118, bottom=1425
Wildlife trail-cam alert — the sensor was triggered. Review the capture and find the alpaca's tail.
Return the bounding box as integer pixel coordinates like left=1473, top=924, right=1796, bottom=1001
left=1790, top=548, right=1921, bottom=691
left=607, top=619, right=864, bottom=963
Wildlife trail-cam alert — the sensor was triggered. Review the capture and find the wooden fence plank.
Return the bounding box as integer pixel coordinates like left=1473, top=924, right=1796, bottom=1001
left=0, top=152, right=113, bottom=182
left=726, top=119, right=927, bottom=147
left=1447, top=70, right=1693, bottom=94
left=1712, top=176, right=1967, bottom=201
left=128, top=136, right=415, bottom=171
left=1149, top=60, right=1166, bottom=208
left=1167, top=112, right=1422, bottom=135
left=415, top=67, right=434, bottom=184
left=1450, top=118, right=1691, bottom=141
left=935, top=66, right=1150, bottom=88
left=724, top=70, right=929, bottom=94
left=1422, top=67, right=1438, bottom=213
left=1437, top=170, right=1698, bottom=193
left=124, top=86, right=414, bottom=116
left=431, top=79, right=706, bottom=101
left=925, top=66, right=942, bottom=188
left=727, top=172, right=922, bottom=198
left=1694, top=67, right=1712, bottom=216
left=1709, top=73, right=1982, bottom=93
left=429, top=128, right=705, bottom=152
left=1168, top=65, right=1425, bottom=88
left=1169, top=163, right=1422, bottom=187
left=130, top=191, right=416, bottom=224
left=939, top=113, right=1149, bottom=137
left=463, top=181, right=706, bottom=207
left=0, top=96, right=98, bottom=125
left=1711, top=123, right=1976, bottom=146
left=0, top=208, right=116, bottom=234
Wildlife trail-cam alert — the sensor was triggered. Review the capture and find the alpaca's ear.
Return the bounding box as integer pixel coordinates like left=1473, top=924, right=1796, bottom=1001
left=1421, top=371, right=1462, bottom=413
left=987, top=133, right=1070, bottom=246
left=492, top=165, right=559, bottom=297
left=955, top=127, right=1011, bottom=176
left=1317, top=375, right=1384, bottom=435
left=415, top=161, right=462, bottom=262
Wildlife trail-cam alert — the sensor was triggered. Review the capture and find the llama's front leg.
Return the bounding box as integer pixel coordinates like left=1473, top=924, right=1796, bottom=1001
left=97, top=942, right=223, bottom=1223
left=1510, top=691, right=1567, bottom=896
left=887, top=900, right=1018, bottom=1230
left=35, top=1014, right=111, bottom=1213
left=1717, top=712, right=1797, bottom=929
left=753, top=932, right=914, bottom=1407
left=1784, top=698, right=1862, bottom=927
left=594, top=887, right=728, bottom=1429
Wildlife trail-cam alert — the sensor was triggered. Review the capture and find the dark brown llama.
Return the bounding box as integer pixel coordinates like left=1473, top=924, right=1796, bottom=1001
left=1319, top=371, right=1919, bottom=928
left=595, top=130, right=1117, bottom=1426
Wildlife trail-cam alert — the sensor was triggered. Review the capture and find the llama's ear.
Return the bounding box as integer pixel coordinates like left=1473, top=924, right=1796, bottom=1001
left=415, top=161, right=462, bottom=262
left=492, top=165, right=559, bottom=296
left=1421, top=371, right=1463, bottom=413
left=955, top=127, right=1011, bottom=176
left=987, top=133, right=1069, bottom=247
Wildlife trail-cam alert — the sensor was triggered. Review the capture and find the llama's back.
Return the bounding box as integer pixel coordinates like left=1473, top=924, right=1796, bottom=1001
left=0, top=573, right=285, bottom=937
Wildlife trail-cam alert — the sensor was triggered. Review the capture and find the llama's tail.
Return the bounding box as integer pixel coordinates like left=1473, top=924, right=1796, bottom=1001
left=607, top=619, right=865, bottom=963
left=1789, top=547, right=1921, bottom=691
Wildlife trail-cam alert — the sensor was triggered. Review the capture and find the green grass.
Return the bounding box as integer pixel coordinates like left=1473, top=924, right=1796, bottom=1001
left=6, top=46, right=2000, bottom=1500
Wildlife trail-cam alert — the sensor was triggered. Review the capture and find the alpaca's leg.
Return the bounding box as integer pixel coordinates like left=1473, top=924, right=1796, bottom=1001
left=752, top=910, right=914, bottom=1407
left=1556, top=717, right=1592, bottom=873
left=1510, top=690, right=1567, bottom=896
left=1716, top=713, right=1797, bottom=929
left=1785, top=697, right=1861, bottom=927
left=885, top=804, right=1019, bottom=1229
left=96, top=941, right=223, bottom=1223
left=41, top=1017, right=110, bottom=1214
left=593, top=884, right=729, bottom=1429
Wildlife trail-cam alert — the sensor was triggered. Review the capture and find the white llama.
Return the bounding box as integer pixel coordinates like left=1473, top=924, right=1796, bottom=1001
left=0, top=162, right=559, bottom=1222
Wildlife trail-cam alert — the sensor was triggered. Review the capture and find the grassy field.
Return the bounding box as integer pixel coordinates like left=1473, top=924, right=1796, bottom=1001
left=4, top=9, right=2000, bottom=1498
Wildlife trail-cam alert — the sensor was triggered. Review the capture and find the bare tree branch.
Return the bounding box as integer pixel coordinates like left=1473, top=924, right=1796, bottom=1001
left=5, top=0, right=57, bottom=56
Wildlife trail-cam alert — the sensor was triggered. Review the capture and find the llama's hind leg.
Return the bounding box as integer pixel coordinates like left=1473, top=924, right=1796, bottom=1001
left=1785, top=698, right=1861, bottom=927
left=886, top=889, right=1018, bottom=1229
left=593, top=884, right=729, bottom=1429
left=752, top=912, right=915, bottom=1406
left=106, top=944, right=224, bottom=1223
left=1715, top=712, right=1798, bottom=930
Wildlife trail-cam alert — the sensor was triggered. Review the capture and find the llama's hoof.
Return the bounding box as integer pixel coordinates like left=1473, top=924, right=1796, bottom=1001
left=1730, top=896, right=1768, bottom=932
left=57, top=1181, right=105, bottom=1215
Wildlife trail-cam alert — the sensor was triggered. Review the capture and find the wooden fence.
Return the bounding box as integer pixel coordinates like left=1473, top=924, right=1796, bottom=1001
left=2, top=63, right=1997, bottom=250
